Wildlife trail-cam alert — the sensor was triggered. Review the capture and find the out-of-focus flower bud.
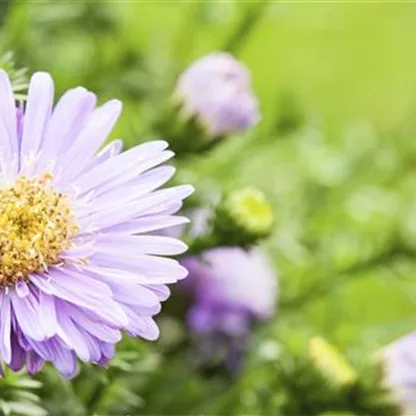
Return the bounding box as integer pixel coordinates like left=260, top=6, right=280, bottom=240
left=308, top=337, right=357, bottom=387
left=165, top=52, right=259, bottom=154
left=181, top=247, right=278, bottom=370
left=183, top=247, right=278, bottom=334
left=213, top=187, right=274, bottom=247
left=379, top=332, right=416, bottom=415
left=0, top=52, right=28, bottom=100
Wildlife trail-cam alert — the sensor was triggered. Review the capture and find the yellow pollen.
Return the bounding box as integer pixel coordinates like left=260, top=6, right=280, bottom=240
left=0, top=174, right=78, bottom=287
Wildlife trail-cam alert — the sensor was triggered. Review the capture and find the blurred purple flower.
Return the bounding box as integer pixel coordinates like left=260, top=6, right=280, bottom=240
left=0, top=70, right=192, bottom=378
left=175, top=52, right=260, bottom=138
left=182, top=247, right=277, bottom=337
left=381, top=332, right=416, bottom=414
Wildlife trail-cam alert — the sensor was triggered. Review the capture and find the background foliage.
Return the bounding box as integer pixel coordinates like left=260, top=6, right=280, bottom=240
left=1, top=1, right=416, bottom=415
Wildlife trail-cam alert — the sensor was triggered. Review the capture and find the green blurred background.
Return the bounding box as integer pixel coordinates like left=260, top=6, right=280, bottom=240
left=1, top=1, right=416, bottom=414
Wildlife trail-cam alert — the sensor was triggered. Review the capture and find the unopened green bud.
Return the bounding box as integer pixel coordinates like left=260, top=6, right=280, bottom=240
left=308, top=336, right=357, bottom=387
left=213, top=187, right=274, bottom=247
left=225, top=187, right=273, bottom=235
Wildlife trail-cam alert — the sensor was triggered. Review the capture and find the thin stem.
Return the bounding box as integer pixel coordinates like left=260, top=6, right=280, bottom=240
left=281, top=242, right=416, bottom=311
left=223, top=1, right=269, bottom=54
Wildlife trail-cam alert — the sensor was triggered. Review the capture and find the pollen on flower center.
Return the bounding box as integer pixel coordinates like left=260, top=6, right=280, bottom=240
left=0, top=173, right=78, bottom=287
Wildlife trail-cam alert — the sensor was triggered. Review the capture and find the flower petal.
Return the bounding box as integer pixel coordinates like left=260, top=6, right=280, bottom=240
left=27, top=352, right=45, bottom=375
left=56, top=305, right=91, bottom=362
left=103, top=215, right=189, bottom=235
left=63, top=303, right=122, bottom=343
left=90, top=252, right=188, bottom=283
left=56, top=100, right=122, bottom=184
left=71, top=140, right=169, bottom=194
left=35, top=87, right=96, bottom=174
left=123, top=308, right=159, bottom=341
left=20, top=72, right=54, bottom=172
left=94, top=235, right=187, bottom=256
left=79, top=185, right=193, bottom=232
left=0, top=293, right=12, bottom=364
left=38, top=291, right=58, bottom=338
left=11, top=290, right=48, bottom=341
left=0, top=70, right=18, bottom=172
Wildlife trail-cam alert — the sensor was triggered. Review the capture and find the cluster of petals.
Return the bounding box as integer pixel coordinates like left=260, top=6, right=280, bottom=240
left=0, top=70, right=192, bottom=377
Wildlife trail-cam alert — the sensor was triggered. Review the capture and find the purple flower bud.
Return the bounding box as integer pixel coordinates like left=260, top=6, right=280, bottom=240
left=381, top=332, right=416, bottom=414
left=182, top=247, right=277, bottom=337
left=175, top=52, right=260, bottom=138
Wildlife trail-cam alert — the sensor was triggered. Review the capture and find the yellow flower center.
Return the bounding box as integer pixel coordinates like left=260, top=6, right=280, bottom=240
left=0, top=174, right=78, bottom=287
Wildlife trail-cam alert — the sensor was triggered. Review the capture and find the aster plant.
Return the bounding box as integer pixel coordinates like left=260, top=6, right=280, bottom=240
left=1, top=4, right=413, bottom=416
left=0, top=70, right=192, bottom=378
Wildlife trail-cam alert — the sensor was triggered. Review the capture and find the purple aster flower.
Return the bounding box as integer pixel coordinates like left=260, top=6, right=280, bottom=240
left=381, top=332, right=416, bottom=414
left=0, top=71, right=193, bottom=378
left=174, top=52, right=260, bottom=138
left=182, top=247, right=277, bottom=337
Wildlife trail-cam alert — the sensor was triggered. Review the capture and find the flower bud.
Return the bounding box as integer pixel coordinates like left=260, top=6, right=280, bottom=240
left=183, top=247, right=278, bottom=333
left=174, top=52, right=260, bottom=139
left=213, top=187, right=273, bottom=247
left=181, top=247, right=278, bottom=370
left=379, top=332, right=416, bottom=415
